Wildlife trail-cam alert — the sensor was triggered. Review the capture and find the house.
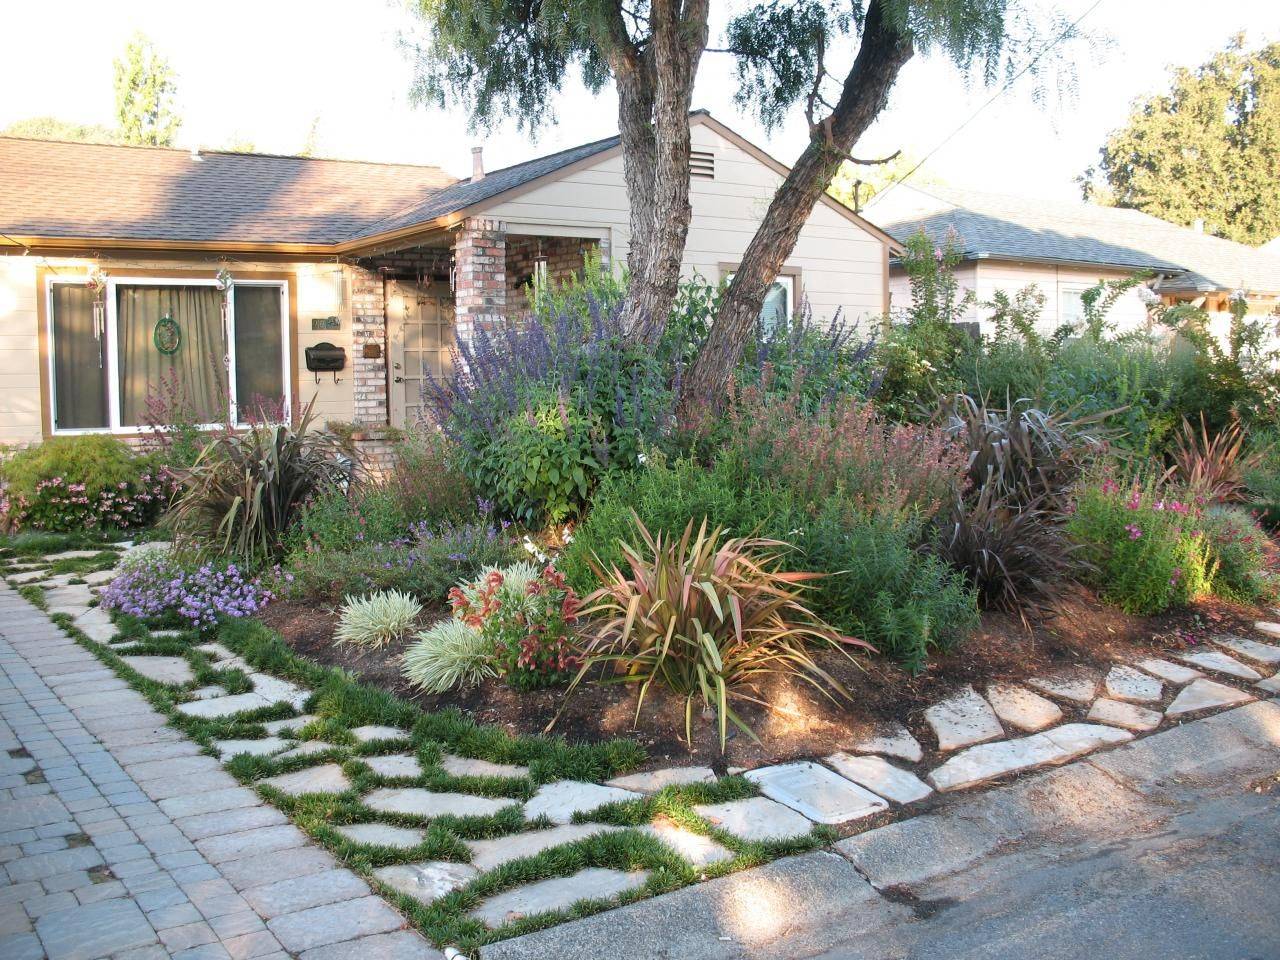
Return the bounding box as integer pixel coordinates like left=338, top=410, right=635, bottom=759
left=866, top=183, right=1280, bottom=337
left=0, top=111, right=899, bottom=454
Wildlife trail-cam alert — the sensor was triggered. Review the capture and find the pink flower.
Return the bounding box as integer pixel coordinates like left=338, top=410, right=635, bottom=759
left=1125, top=523, right=1142, bottom=540
left=1100, top=479, right=1119, bottom=496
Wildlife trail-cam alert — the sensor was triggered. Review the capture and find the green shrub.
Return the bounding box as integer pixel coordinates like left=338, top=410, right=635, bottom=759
left=285, top=484, right=410, bottom=555
left=1067, top=477, right=1214, bottom=615
left=802, top=505, right=978, bottom=673
left=1202, top=506, right=1275, bottom=603
left=1, top=436, right=175, bottom=532
left=284, top=519, right=517, bottom=604
left=388, top=431, right=475, bottom=524
left=559, top=455, right=800, bottom=593
left=1244, top=426, right=1280, bottom=526
left=334, top=590, right=423, bottom=648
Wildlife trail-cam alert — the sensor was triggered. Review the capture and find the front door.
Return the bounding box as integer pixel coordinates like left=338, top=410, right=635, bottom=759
left=387, top=280, right=454, bottom=428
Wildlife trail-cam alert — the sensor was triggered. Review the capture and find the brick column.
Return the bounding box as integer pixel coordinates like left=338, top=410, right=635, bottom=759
left=348, top=263, right=388, bottom=425
left=453, top=218, right=506, bottom=346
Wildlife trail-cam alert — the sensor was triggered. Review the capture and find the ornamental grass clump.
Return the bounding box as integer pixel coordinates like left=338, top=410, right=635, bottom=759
left=334, top=590, right=422, bottom=648
left=401, top=619, right=497, bottom=694
left=569, top=515, right=872, bottom=751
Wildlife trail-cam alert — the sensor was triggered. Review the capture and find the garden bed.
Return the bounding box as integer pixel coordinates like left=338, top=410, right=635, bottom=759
left=260, top=584, right=1268, bottom=770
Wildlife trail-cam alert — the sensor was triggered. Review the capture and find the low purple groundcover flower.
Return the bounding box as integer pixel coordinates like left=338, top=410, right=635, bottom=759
left=101, top=552, right=272, bottom=632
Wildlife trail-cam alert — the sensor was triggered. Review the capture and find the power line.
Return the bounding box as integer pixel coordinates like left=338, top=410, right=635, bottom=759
left=877, top=0, right=1108, bottom=200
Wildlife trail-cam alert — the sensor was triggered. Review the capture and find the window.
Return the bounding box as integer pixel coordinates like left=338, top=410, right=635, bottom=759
left=727, top=271, right=796, bottom=334
left=47, top=276, right=289, bottom=433
left=1060, top=287, right=1088, bottom=330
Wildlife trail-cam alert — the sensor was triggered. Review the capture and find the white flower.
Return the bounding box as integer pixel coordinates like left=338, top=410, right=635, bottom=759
left=1137, top=286, right=1161, bottom=307
left=637, top=451, right=648, bottom=465
left=521, top=536, right=548, bottom=563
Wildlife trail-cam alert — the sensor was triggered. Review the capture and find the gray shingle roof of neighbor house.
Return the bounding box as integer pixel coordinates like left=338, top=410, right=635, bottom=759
left=866, top=183, right=1280, bottom=296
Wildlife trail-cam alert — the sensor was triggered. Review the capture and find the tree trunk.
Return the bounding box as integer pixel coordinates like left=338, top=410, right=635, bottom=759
left=676, top=0, right=914, bottom=421
left=613, top=58, right=657, bottom=323
left=628, top=0, right=709, bottom=344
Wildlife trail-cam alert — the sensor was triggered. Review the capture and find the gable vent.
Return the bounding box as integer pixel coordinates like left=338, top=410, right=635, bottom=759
left=690, top=150, right=715, bottom=180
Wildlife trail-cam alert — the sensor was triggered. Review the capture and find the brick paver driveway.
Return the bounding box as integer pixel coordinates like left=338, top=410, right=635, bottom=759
left=0, top=584, right=440, bottom=960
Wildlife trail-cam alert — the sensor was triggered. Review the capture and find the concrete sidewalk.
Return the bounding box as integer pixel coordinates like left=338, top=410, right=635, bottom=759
left=481, top=698, right=1280, bottom=960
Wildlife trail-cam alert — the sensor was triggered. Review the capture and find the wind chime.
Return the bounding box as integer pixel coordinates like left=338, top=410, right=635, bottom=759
left=215, top=267, right=234, bottom=367
left=85, top=268, right=107, bottom=368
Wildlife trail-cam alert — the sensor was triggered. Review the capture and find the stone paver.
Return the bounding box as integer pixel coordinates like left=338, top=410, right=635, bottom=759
left=119, top=655, right=195, bottom=685
left=850, top=722, right=923, bottom=762
left=523, top=781, right=641, bottom=824
left=1165, top=678, right=1255, bottom=716
left=176, top=693, right=274, bottom=719
left=468, top=868, right=650, bottom=928
left=1258, top=673, right=1280, bottom=695
left=1176, top=649, right=1262, bottom=681
left=745, top=761, right=889, bottom=824
left=260, top=764, right=352, bottom=797
left=605, top=766, right=717, bottom=793
left=638, top=818, right=734, bottom=868
left=334, top=823, right=426, bottom=849
left=1088, top=698, right=1163, bottom=732
left=823, top=753, right=933, bottom=804
left=1135, top=658, right=1202, bottom=685
left=924, top=685, right=1004, bottom=751
left=1104, top=665, right=1163, bottom=704
left=262, top=715, right=317, bottom=735
left=348, top=725, right=409, bottom=744
left=1254, top=621, right=1280, bottom=639
left=440, top=755, right=530, bottom=780
left=693, top=797, right=813, bottom=842
left=466, top=824, right=627, bottom=871
left=1213, top=635, right=1280, bottom=664
left=213, top=737, right=290, bottom=758
left=360, top=753, right=424, bottom=779
left=365, top=787, right=512, bottom=819
left=1026, top=668, right=1099, bottom=704
left=0, top=580, right=437, bottom=960
left=372, top=861, right=478, bottom=905
left=299, top=929, right=443, bottom=960
left=927, top=724, right=1131, bottom=792
left=984, top=684, right=1063, bottom=732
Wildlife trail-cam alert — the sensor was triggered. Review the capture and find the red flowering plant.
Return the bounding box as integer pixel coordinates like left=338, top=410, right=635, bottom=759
left=447, top=561, right=581, bottom=690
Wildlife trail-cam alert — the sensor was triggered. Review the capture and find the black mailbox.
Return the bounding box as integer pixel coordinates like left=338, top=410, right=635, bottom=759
left=305, top=342, right=346, bottom=382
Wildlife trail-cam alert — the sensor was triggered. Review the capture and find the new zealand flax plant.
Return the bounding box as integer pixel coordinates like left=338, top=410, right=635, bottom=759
left=561, top=514, right=873, bottom=751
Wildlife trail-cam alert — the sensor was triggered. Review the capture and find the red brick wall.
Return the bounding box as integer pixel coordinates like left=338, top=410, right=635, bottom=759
left=504, top=236, right=595, bottom=315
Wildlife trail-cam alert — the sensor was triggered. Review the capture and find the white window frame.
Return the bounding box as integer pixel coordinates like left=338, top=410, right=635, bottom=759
left=1059, top=285, right=1090, bottom=330
left=45, top=274, right=291, bottom=435
left=725, top=271, right=795, bottom=332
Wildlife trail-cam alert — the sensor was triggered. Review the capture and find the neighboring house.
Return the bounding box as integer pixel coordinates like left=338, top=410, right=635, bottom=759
left=0, top=110, right=899, bottom=449
left=866, top=183, right=1280, bottom=337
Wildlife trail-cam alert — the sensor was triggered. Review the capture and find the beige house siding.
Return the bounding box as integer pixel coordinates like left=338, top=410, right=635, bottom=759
left=483, top=123, right=889, bottom=326
left=0, top=254, right=353, bottom=446
left=888, top=259, right=1150, bottom=335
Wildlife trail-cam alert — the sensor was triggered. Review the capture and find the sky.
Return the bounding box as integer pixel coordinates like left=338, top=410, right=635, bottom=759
left=1, top=0, right=1274, bottom=202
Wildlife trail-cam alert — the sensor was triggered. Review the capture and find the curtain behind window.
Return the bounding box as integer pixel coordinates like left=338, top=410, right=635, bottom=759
left=117, top=285, right=226, bottom=427
left=232, top=286, right=284, bottom=422
left=51, top=284, right=108, bottom=429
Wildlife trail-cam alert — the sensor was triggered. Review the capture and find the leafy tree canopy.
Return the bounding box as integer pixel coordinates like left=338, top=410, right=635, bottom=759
left=1082, top=36, right=1280, bottom=246
left=2, top=116, right=123, bottom=145
left=114, top=32, right=182, bottom=147
left=827, top=152, right=941, bottom=211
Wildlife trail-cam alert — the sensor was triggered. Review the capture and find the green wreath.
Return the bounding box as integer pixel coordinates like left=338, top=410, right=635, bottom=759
left=153, top=315, right=181, bottom=355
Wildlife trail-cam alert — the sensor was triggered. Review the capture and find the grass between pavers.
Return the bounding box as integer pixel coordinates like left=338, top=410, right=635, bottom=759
left=38, top=572, right=833, bottom=955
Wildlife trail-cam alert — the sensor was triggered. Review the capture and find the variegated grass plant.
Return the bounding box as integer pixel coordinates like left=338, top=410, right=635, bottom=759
left=334, top=590, right=423, bottom=649
left=567, top=515, right=873, bottom=751
left=401, top=619, right=497, bottom=693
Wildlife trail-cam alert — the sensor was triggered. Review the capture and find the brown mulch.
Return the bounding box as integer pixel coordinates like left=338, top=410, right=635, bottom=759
left=256, top=578, right=1269, bottom=772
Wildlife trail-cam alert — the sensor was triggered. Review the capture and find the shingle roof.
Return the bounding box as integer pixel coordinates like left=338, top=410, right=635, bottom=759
left=0, top=134, right=619, bottom=248
left=866, top=184, right=1280, bottom=295
left=0, top=138, right=459, bottom=245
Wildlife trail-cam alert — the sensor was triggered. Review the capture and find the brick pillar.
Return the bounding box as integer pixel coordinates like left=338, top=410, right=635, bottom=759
left=349, top=263, right=388, bottom=425
left=453, top=218, right=507, bottom=346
